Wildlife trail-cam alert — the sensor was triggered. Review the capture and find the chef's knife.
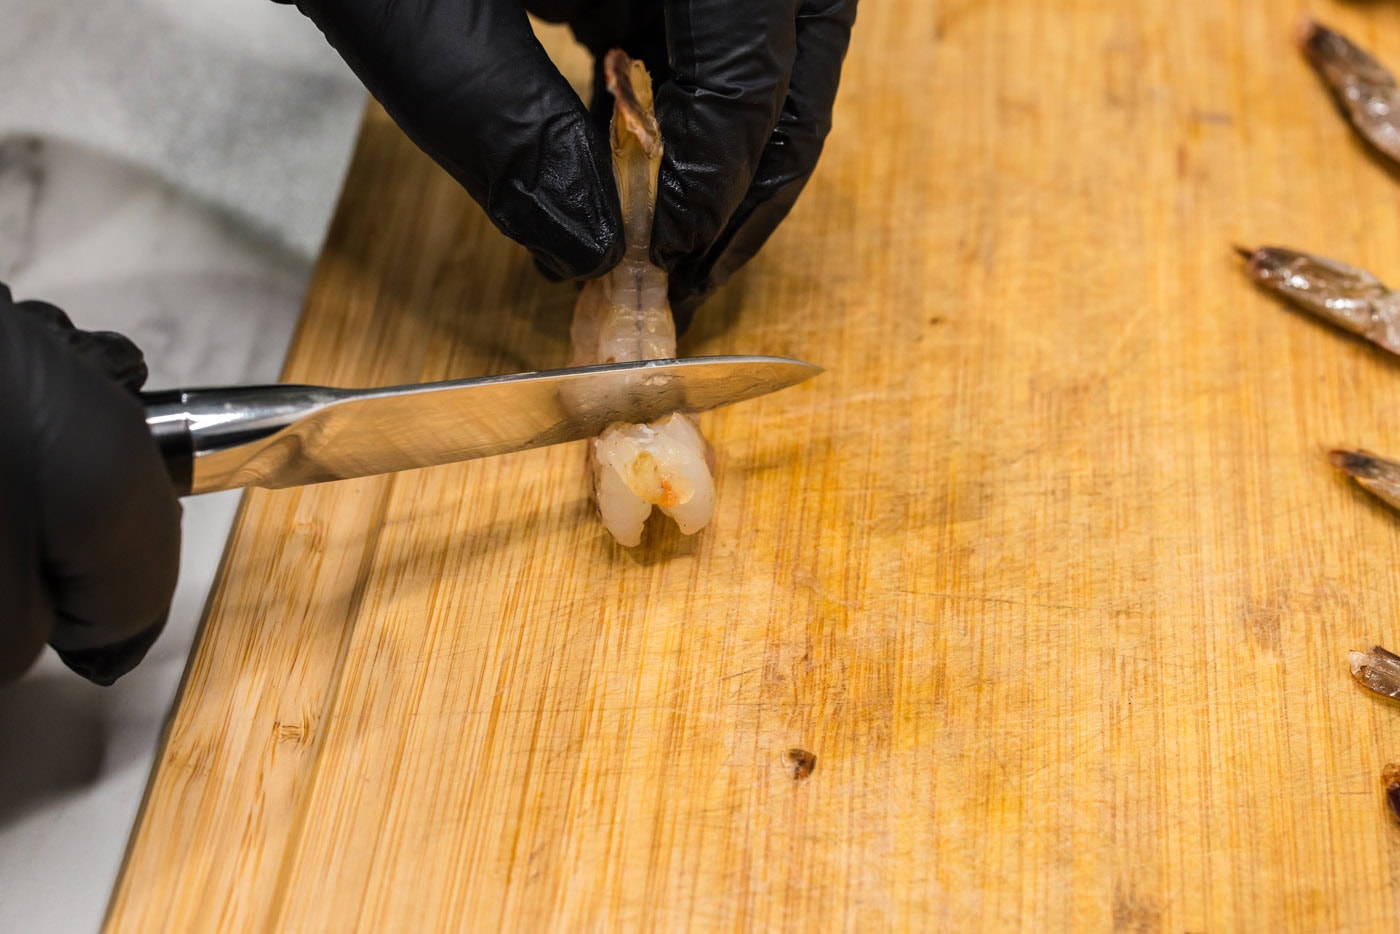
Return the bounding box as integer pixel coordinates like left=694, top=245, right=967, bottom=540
left=143, top=355, right=821, bottom=495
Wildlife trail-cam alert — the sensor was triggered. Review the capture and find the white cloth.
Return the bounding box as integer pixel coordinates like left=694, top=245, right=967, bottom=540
left=0, top=0, right=366, bottom=258
left=0, top=6, right=367, bottom=931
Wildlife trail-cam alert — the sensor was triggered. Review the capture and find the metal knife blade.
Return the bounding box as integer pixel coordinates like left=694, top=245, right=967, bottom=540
left=142, top=355, right=821, bottom=495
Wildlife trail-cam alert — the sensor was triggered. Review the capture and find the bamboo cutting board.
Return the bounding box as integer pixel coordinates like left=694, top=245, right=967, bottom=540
left=108, top=2, right=1400, bottom=929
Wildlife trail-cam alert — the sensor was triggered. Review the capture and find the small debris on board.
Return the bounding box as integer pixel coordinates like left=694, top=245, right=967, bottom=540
left=783, top=748, right=817, bottom=781
left=1385, top=765, right=1400, bottom=825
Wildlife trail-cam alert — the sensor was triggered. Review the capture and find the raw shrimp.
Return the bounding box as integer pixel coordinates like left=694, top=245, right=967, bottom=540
left=571, top=50, right=716, bottom=547
left=1299, top=20, right=1400, bottom=165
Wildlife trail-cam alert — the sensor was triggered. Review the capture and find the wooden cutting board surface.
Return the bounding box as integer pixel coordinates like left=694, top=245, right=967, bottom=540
left=107, top=3, right=1400, bottom=929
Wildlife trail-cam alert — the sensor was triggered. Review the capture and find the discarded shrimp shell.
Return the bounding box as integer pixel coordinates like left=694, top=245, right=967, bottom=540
left=1235, top=245, right=1400, bottom=354
left=1298, top=19, right=1400, bottom=164
left=1330, top=450, right=1400, bottom=512
left=1349, top=645, right=1400, bottom=699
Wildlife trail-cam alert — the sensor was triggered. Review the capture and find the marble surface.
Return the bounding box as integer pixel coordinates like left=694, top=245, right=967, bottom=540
left=0, top=2, right=365, bottom=930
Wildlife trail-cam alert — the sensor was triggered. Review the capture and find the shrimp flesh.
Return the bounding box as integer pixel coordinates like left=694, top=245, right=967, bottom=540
left=571, top=50, right=716, bottom=547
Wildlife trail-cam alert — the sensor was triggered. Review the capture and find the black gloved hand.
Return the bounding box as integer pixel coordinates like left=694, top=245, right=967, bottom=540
left=0, top=286, right=181, bottom=685
left=281, top=0, right=856, bottom=328
left=281, top=0, right=625, bottom=284
left=547, top=0, right=859, bottom=322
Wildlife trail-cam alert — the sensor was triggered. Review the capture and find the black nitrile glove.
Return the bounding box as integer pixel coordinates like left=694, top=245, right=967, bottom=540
left=280, top=0, right=856, bottom=329
left=0, top=286, right=181, bottom=685
left=551, top=0, right=859, bottom=323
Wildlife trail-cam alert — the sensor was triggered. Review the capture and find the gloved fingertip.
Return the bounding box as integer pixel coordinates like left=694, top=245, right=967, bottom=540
left=10, top=297, right=151, bottom=390
left=649, top=158, right=722, bottom=275
left=528, top=248, right=590, bottom=283
left=522, top=0, right=593, bottom=23
left=528, top=217, right=625, bottom=283
left=589, top=229, right=627, bottom=278
left=54, top=614, right=167, bottom=686
left=86, top=332, right=150, bottom=392
left=480, top=98, right=623, bottom=283
left=668, top=282, right=708, bottom=338
left=531, top=254, right=568, bottom=283
left=15, top=298, right=75, bottom=331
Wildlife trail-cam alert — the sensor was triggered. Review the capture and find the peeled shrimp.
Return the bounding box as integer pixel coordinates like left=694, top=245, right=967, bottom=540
left=571, top=50, right=716, bottom=547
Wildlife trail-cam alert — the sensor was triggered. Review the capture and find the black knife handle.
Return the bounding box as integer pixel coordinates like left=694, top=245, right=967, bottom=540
left=141, top=390, right=193, bottom=497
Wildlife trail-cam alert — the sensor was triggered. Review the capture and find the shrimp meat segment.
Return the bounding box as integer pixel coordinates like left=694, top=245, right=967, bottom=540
left=570, top=50, right=716, bottom=546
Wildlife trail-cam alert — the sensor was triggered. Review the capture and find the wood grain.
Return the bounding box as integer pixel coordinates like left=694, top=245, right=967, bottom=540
left=108, top=5, right=1400, bottom=930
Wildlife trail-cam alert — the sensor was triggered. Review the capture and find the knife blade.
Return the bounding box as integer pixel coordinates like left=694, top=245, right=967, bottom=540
left=142, top=355, right=821, bottom=495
